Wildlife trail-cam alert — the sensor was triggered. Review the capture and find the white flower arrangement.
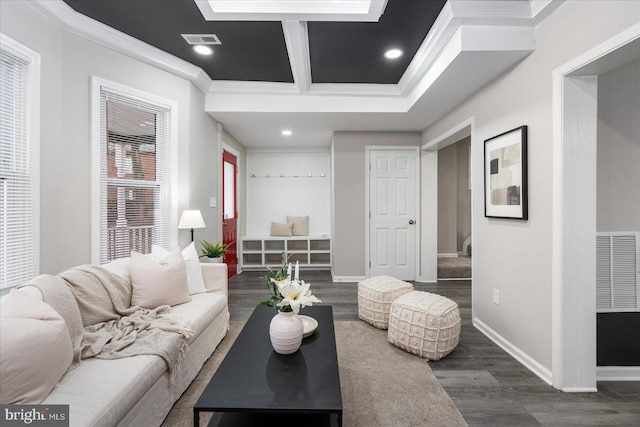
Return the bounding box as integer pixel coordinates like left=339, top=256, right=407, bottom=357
left=261, top=252, right=322, bottom=313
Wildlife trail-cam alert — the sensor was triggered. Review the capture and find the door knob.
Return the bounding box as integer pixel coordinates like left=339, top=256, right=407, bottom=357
left=223, top=222, right=228, bottom=226
left=409, top=219, right=415, bottom=225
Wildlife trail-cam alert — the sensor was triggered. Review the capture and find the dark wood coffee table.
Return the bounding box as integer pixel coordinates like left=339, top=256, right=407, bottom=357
left=193, top=304, right=343, bottom=427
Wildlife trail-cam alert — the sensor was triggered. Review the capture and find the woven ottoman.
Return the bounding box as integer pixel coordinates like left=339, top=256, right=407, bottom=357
left=358, top=275, right=414, bottom=329
left=387, top=291, right=461, bottom=360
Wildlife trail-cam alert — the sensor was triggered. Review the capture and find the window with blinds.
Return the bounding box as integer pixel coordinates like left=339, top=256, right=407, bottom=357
left=98, top=88, right=172, bottom=264
left=0, top=36, right=39, bottom=290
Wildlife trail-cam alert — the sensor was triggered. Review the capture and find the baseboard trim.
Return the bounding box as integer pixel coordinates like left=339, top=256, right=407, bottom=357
left=474, top=318, right=553, bottom=386
left=332, top=275, right=365, bottom=283
left=438, top=253, right=459, bottom=258
left=597, top=366, right=640, bottom=381
left=562, top=386, right=599, bottom=393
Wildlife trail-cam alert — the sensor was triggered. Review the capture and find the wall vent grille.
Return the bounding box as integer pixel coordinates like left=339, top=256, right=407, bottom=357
left=596, top=232, right=640, bottom=312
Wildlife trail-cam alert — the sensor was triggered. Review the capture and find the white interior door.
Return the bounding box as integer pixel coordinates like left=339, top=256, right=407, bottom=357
left=369, top=148, right=418, bottom=280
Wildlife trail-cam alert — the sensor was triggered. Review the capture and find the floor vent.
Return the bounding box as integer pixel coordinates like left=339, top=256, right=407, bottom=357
left=596, top=232, right=640, bottom=312
left=181, top=34, right=222, bottom=45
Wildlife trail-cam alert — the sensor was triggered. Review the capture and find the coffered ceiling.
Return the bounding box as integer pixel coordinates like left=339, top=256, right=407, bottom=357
left=35, top=0, right=562, bottom=147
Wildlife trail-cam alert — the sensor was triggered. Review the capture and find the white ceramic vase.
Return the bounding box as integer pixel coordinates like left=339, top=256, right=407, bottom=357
left=269, top=310, right=303, bottom=354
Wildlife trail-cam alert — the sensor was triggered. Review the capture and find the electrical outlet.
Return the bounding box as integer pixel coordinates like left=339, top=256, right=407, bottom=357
left=209, top=197, right=216, bottom=208
left=493, top=288, right=500, bottom=305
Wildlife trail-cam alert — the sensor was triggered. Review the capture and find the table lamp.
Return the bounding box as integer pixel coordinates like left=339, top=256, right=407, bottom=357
left=178, top=210, right=206, bottom=242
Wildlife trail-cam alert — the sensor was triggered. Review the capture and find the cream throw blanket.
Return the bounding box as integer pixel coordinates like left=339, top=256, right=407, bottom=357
left=21, top=265, right=193, bottom=383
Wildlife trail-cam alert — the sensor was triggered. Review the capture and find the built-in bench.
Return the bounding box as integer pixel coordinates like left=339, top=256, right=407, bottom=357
left=240, top=236, right=332, bottom=271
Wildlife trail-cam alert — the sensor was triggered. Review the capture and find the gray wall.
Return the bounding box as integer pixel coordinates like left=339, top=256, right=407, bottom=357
left=456, top=138, right=471, bottom=251
left=437, top=137, right=471, bottom=255
left=332, top=132, right=422, bottom=278
left=437, top=143, right=458, bottom=254
left=1, top=1, right=222, bottom=274
left=597, top=58, right=640, bottom=232
left=421, top=0, right=640, bottom=371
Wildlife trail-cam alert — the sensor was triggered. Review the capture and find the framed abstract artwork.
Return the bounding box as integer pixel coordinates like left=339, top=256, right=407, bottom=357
left=484, top=126, right=528, bottom=220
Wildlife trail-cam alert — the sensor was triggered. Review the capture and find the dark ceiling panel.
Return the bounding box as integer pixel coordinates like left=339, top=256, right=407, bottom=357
left=308, top=0, right=447, bottom=84
left=63, top=0, right=294, bottom=82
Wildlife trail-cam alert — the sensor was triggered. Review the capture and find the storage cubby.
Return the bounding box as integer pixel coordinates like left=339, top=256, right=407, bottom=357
left=310, top=239, right=330, bottom=251
left=264, top=253, right=284, bottom=265
left=240, top=236, right=331, bottom=271
left=265, top=240, right=285, bottom=251
left=287, top=240, right=308, bottom=251
left=243, top=240, right=262, bottom=251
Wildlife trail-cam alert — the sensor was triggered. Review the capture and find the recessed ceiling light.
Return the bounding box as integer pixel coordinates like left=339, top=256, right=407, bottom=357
left=193, top=45, right=213, bottom=55
left=282, top=129, right=292, bottom=136
left=384, top=48, right=403, bottom=59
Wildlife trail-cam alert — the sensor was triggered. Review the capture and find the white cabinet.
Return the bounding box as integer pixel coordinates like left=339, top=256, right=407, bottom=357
left=241, top=236, right=332, bottom=270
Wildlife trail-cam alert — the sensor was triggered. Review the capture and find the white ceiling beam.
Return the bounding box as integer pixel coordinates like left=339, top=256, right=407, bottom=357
left=282, top=20, right=312, bottom=93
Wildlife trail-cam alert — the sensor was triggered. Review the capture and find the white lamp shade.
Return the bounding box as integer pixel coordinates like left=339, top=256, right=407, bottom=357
left=178, top=210, right=206, bottom=229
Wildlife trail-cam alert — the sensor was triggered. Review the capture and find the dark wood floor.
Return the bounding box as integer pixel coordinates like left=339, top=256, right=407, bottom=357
left=227, top=270, right=640, bottom=426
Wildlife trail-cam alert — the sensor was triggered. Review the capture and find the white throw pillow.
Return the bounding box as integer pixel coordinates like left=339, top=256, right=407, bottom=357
left=286, top=215, right=310, bottom=236
left=152, top=242, right=206, bottom=295
left=0, top=289, right=73, bottom=404
left=130, top=250, right=191, bottom=308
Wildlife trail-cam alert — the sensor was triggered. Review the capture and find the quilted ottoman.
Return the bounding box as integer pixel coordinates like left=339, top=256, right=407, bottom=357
left=358, top=275, right=414, bottom=329
left=387, top=291, right=461, bottom=360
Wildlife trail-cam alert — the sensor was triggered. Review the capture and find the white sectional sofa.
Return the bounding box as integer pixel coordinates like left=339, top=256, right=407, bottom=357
left=0, top=254, right=230, bottom=427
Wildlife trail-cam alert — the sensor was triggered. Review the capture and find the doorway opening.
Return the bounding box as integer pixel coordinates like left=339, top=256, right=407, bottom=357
left=552, top=27, right=640, bottom=391
left=222, top=150, right=238, bottom=279
left=436, top=136, right=472, bottom=280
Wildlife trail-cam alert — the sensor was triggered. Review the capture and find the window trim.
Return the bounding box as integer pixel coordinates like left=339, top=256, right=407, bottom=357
left=90, top=76, right=178, bottom=264
left=0, top=33, right=40, bottom=289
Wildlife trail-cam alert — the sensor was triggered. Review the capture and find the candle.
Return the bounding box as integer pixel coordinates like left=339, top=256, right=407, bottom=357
left=287, top=263, right=292, bottom=278
left=295, top=261, right=299, bottom=281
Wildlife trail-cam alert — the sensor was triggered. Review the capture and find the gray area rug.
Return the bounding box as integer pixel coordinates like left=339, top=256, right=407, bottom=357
left=162, top=320, right=467, bottom=427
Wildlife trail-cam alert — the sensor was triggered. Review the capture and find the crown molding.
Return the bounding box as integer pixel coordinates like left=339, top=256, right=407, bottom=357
left=30, top=0, right=550, bottom=107
left=30, top=0, right=213, bottom=93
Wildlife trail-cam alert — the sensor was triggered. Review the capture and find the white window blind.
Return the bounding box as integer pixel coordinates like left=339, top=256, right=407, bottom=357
left=98, top=88, right=172, bottom=264
left=0, top=37, right=38, bottom=290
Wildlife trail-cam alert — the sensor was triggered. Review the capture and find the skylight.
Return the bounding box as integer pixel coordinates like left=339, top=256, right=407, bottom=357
left=195, top=0, right=389, bottom=22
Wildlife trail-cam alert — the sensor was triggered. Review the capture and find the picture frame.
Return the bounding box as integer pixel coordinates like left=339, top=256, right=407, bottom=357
left=484, top=125, right=528, bottom=220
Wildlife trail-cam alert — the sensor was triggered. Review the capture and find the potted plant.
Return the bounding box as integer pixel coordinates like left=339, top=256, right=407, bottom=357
left=199, top=240, right=232, bottom=263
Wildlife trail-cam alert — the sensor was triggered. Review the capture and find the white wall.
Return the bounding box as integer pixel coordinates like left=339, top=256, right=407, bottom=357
left=597, top=58, right=640, bottom=232
left=0, top=1, right=221, bottom=273
left=246, top=150, right=331, bottom=236
left=421, top=0, right=640, bottom=375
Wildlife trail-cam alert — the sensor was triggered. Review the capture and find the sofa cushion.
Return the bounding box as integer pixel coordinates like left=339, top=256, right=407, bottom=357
left=170, top=292, right=228, bottom=343
left=130, top=250, right=191, bottom=309
left=0, top=289, right=73, bottom=404
left=42, top=354, right=166, bottom=427
left=152, top=242, right=207, bottom=295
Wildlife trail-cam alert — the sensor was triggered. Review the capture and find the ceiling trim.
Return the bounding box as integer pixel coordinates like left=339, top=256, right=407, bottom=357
left=194, top=0, right=389, bottom=22
left=205, top=23, right=536, bottom=115
left=30, top=0, right=213, bottom=93
left=31, top=0, right=555, bottom=109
